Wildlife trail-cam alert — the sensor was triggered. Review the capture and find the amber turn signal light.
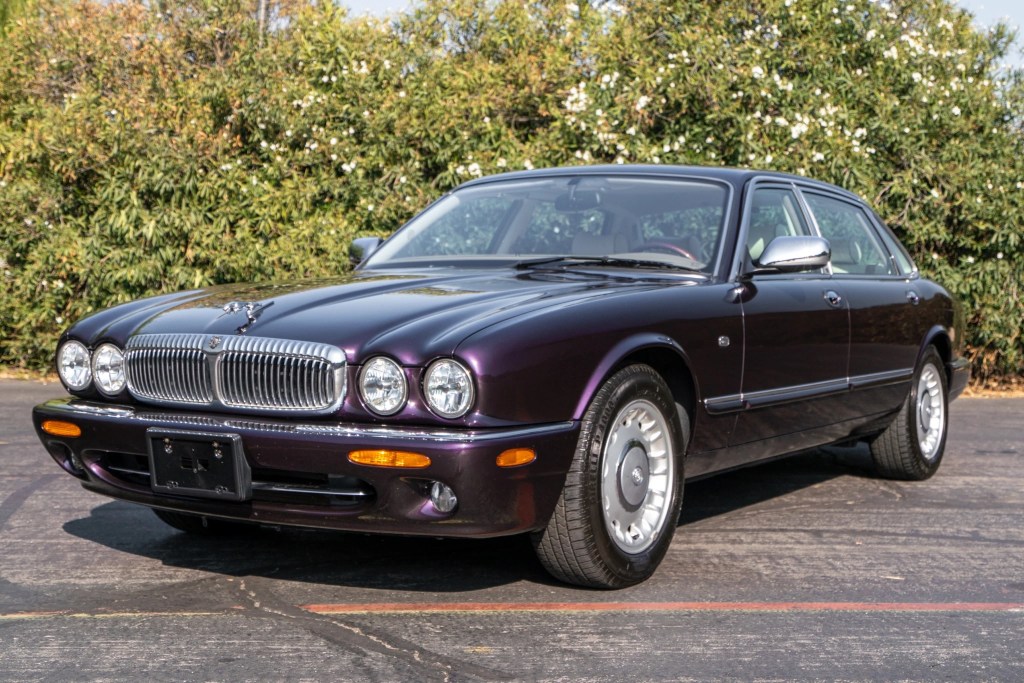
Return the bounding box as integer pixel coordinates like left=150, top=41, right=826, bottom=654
left=41, top=420, right=82, bottom=438
left=348, top=449, right=431, bottom=469
left=496, top=448, right=536, bottom=468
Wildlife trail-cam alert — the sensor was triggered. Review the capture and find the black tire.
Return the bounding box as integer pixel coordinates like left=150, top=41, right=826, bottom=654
left=532, top=364, right=686, bottom=588
left=152, top=508, right=250, bottom=536
left=870, top=346, right=949, bottom=480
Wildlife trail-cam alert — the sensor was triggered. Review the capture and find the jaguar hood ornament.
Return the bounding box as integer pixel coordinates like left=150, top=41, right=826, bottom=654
left=221, top=300, right=273, bottom=334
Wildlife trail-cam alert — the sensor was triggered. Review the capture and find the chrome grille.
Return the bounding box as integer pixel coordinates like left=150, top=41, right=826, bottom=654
left=125, top=334, right=346, bottom=415
left=125, top=334, right=211, bottom=405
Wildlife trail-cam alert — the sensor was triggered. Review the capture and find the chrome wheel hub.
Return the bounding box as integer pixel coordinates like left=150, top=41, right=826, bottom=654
left=601, top=399, right=674, bottom=554
left=916, top=364, right=945, bottom=462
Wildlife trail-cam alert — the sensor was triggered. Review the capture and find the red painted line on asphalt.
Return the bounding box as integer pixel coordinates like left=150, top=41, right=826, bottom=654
left=303, top=601, right=1024, bottom=615
left=4, top=602, right=1022, bottom=621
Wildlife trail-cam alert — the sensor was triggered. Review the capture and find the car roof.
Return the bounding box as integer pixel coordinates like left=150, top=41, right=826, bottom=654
left=455, top=164, right=864, bottom=204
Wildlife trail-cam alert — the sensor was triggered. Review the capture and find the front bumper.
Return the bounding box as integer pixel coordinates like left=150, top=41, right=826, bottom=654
left=32, top=398, right=580, bottom=538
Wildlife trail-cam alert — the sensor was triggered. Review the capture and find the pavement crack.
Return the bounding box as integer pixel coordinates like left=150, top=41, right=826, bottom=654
left=0, top=474, right=60, bottom=533
left=233, top=578, right=512, bottom=682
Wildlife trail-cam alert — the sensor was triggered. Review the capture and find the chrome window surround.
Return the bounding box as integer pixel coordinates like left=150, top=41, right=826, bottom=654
left=124, top=333, right=347, bottom=416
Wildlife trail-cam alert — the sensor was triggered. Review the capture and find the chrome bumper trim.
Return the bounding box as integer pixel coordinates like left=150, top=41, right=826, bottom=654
left=38, top=398, right=577, bottom=444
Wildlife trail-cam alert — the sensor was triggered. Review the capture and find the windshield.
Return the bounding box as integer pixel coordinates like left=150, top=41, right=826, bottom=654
left=364, top=175, right=730, bottom=273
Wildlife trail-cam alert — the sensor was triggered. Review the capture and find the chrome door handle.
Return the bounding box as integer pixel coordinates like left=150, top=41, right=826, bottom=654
left=824, top=290, right=842, bottom=308
left=906, top=290, right=920, bottom=305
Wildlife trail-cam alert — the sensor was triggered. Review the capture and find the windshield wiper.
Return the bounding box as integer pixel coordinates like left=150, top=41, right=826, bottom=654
left=514, top=255, right=703, bottom=273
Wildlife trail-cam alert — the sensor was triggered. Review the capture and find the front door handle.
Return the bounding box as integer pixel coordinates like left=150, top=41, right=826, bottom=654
left=824, top=290, right=843, bottom=308
left=906, top=290, right=921, bottom=305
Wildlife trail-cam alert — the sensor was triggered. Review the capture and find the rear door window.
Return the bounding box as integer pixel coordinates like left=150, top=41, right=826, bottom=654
left=802, top=193, right=896, bottom=276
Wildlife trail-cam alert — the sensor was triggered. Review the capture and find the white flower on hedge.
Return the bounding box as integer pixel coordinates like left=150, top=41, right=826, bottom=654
left=952, top=106, right=961, bottom=116
left=564, top=83, right=589, bottom=114
left=812, top=152, right=825, bottom=162
left=635, top=95, right=651, bottom=112
left=523, top=159, right=534, bottom=170
left=883, top=46, right=898, bottom=60
left=997, top=252, right=1004, bottom=259
left=497, top=158, right=507, bottom=168
left=751, top=66, right=765, bottom=79
left=930, top=188, right=941, bottom=198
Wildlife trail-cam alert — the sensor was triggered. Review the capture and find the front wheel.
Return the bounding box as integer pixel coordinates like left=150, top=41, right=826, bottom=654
left=870, top=346, right=949, bottom=480
left=533, top=364, right=686, bottom=588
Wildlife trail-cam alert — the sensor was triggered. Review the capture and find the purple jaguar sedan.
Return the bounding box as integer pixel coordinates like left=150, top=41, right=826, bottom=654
left=33, top=165, right=969, bottom=587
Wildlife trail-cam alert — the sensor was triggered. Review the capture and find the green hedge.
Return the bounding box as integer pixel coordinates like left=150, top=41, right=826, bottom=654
left=1, top=0, right=1022, bottom=381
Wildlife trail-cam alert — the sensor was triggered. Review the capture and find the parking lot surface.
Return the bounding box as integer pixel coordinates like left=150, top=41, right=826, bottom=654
left=1, top=379, right=1021, bottom=681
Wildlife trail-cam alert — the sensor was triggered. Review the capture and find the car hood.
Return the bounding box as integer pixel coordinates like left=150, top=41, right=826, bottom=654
left=76, top=268, right=698, bottom=364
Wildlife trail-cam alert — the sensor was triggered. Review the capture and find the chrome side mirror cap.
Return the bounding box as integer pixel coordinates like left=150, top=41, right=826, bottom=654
left=753, top=236, right=831, bottom=274
left=349, top=236, right=383, bottom=268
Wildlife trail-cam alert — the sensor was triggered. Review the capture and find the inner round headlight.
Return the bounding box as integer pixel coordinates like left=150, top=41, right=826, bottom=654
left=57, top=340, right=92, bottom=391
left=359, top=356, right=407, bottom=416
left=91, top=343, right=126, bottom=396
left=424, top=359, right=474, bottom=419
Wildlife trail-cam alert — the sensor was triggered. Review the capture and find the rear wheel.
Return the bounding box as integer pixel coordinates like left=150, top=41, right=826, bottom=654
left=870, top=346, right=949, bottom=480
left=533, top=364, right=686, bottom=588
left=152, top=508, right=250, bottom=536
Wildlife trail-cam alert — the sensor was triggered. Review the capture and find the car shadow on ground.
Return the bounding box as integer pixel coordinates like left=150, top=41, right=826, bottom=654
left=61, top=445, right=876, bottom=592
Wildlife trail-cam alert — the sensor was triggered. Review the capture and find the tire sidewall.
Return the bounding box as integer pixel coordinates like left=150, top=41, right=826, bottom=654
left=580, top=366, right=686, bottom=585
left=908, top=349, right=949, bottom=476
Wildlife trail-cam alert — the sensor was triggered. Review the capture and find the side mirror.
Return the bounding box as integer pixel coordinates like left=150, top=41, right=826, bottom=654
left=349, top=236, right=383, bottom=268
left=752, top=236, right=830, bottom=274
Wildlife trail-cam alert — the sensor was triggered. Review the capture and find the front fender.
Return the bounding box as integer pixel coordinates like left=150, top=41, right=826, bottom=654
left=571, top=333, right=694, bottom=420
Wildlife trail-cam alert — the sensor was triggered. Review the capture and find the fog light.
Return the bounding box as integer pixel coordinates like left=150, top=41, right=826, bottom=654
left=430, top=481, right=458, bottom=513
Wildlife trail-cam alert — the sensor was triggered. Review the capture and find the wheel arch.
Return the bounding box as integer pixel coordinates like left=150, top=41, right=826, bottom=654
left=573, top=334, right=698, bottom=448
left=920, top=324, right=953, bottom=381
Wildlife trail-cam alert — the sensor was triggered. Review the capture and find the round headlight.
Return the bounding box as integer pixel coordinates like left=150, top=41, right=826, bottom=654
left=424, top=359, right=474, bottom=419
left=91, top=343, right=126, bottom=396
left=359, top=356, right=408, bottom=416
left=57, top=340, right=92, bottom=391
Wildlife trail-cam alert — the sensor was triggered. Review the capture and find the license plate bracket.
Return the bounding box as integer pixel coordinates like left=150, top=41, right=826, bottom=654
left=147, top=429, right=251, bottom=501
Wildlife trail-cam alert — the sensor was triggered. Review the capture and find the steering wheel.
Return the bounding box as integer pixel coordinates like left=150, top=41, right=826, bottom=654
left=636, top=241, right=698, bottom=262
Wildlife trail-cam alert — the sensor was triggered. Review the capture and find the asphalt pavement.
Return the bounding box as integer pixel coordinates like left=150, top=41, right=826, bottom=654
left=1, top=379, right=1021, bottom=682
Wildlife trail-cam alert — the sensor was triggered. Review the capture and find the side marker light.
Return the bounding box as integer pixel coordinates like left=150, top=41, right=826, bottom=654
left=41, top=420, right=82, bottom=438
left=348, top=450, right=431, bottom=469
left=496, top=448, right=536, bottom=468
